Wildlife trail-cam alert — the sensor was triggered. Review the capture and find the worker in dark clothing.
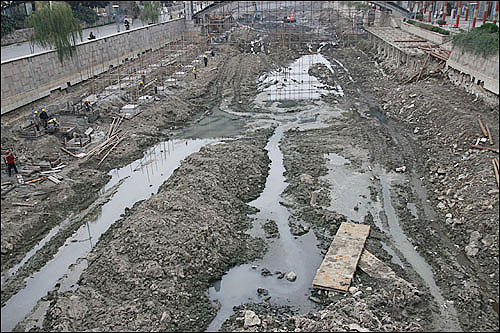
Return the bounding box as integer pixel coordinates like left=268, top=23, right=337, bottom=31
left=84, top=99, right=91, bottom=112
left=88, top=32, right=96, bottom=40
left=4, top=150, right=18, bottom=177
left=39, top=108, right=49, bottom=129
left=203, top=55, right=208, bottom=67
left=124, top=19, right=130, bottom=30
left=193, top=66, right=197, bottom=79
left=210, top=48, right=215, bottom=57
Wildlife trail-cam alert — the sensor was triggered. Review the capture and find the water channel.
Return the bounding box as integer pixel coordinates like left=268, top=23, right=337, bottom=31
left=1, top=138, right=219, bottom=332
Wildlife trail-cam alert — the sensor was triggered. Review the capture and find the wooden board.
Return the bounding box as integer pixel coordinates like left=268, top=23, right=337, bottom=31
left=358, top=249, right=411, bottom=287
left=312, top=222, right=370, bottom=292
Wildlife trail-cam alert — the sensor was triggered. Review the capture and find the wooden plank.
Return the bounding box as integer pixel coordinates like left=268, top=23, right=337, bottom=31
left=471, top=145, right=499, bottom=153
left=312, top=222, right=370, bottom=292
left=47, top=175, right=61, bottom=184
left=60, top=147, right=78, bottom=158
left=358, top=249, right=412, bottom=287
left=486, top=125, right=493, bottom=145
left=478, top=119, right=488, bottom=137
left=493, top=158, right=499, bottom=188
left=12, top=202, right=35, bottom=207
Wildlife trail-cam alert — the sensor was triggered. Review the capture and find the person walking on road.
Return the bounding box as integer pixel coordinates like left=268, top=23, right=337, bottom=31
left=193, top=66, right=197, bottom=79
left=4, top=150, right=18, bottom=177
left=39, top=108, right=49, bottom=129
left=203, top=55, right=208, bottom=67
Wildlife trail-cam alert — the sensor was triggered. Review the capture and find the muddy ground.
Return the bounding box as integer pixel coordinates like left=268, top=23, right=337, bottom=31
left=1, top=9, right=499, bottom=333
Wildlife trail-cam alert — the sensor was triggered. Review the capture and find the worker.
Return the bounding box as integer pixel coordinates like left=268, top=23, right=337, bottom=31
left=154, top=78, right=158, bottom=94
left=47, top=117, right=59, bottom=134
left=139, top=80, right=144, bottom=90
left=193, top=66, right=197, bottom=79
left=32, top=110, right=40, bottom=131
left=203, top=55, right=208, bottom=67
left=124, top=18, right=130, bottom=30
left=88, top=32, right=96, bottom=40
left=4, top=149, right=18, bottom=177
left=84, top=99, right=91, bottom=112
left=39, top=108, right=49, bottom=129
left=210, top=48, right=215, bottom=57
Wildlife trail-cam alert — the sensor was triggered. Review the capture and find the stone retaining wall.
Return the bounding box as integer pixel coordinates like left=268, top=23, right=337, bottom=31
left=1, top=19, right=186, bottom=115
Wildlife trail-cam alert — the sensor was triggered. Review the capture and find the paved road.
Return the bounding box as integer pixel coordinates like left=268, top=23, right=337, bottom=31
left=1, top=13, right=179, bottom=62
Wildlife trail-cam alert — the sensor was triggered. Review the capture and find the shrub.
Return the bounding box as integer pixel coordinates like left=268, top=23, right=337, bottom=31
left=73, top=5, right=97, bottom=24
left=436, top=19, right=446, bottom=25
left=479, top=23, right=499, bottom=33
left=452, top=26, right=499, bottom=57
left=1, top=13, right=16, bottom=37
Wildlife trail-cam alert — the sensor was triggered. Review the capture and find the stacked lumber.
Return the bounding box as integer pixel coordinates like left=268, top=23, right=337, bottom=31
left=85, top=115, right=128, bottom=166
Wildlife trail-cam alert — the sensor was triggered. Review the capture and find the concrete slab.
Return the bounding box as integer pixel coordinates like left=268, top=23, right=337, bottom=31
left=312, top=222, right=370, bottom=292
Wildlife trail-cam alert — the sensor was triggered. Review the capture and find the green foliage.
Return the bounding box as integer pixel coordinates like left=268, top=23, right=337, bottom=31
left=406, top=19, right=449, bottom=35
left=478, top=23, right=499, bottom=33
left=140, top=1, right=160, bottom=24
left=436, top=19, right=446, bottom=25
left=28, top=2, right=82, bottom=63
left=452, top=26, right=499, bottom=57
left=354, top=2, right=369, bottom=10
left=72, top=5, right=97, bottom=24
left=1, top=13, right=15, bottom=37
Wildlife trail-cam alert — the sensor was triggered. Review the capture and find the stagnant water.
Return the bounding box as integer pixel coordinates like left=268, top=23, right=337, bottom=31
left=1, top=138, right=218, bottom=332
left=206, top=123, right=323, bottom=332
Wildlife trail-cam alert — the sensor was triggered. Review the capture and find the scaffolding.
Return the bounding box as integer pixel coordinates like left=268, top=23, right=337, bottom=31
left=70, top=1, right=366, bottom=107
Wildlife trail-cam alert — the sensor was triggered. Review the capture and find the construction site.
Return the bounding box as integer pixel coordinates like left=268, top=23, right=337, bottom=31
left=0, top=1, right=498, bottom=331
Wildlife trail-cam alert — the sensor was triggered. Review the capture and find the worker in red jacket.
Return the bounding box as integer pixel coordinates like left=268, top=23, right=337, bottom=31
left=4, top=149, right=18, bottom=177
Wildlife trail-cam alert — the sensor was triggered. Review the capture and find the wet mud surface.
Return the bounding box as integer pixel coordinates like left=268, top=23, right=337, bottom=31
left=1, top=10, right=498, bottom=333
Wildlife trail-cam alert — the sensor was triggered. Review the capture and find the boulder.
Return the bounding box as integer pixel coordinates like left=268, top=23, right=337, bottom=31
left=286, top=271, right=297, bottom=281
left=244, top=310, right=261, bottom=328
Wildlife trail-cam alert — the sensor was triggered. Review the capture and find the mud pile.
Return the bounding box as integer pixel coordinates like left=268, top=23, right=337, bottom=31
left=42, top=130, right=271, bottom=331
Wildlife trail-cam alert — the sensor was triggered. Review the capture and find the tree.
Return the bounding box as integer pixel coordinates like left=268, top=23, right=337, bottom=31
left=28, top=2, right=82, bottom=63
left=140, top=1, right=160, bottom=24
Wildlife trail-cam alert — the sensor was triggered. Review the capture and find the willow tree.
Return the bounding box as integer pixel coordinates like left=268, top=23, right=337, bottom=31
left=28, top=2, right=82, bottom=63
left=140, top=1, right=161, bottom=25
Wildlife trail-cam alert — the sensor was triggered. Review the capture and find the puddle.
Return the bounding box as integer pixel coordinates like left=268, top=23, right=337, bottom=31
left=381, top=241, right=405, bottom=268
left=0, top=138, right=218, bottom=332
left=206, top=124, right=323, bottom=332
left=406, top=202, right=419, bottom=219
left=321, top=153, right=385, bottom=230
left=257, top=53, right=343, bottom=101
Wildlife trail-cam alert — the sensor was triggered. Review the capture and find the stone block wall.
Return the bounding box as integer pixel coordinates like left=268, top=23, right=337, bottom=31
left=446, top=48, right=499, bottom=96
left=1, top=19, right=186, bottom=115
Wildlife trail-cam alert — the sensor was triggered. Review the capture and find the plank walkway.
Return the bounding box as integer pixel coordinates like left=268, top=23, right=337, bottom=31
left=312, top=222, right=370, bottom=292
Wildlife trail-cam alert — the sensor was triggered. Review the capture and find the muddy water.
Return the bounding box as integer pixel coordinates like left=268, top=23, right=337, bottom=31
left=207, top=124, right=323, bottom=332
left=0, top=139, right=218, bottom=332
left=378, top=173, right=461, bottom=331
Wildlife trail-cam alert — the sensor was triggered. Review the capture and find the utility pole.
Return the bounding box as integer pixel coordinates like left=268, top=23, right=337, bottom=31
left=113, top=4, right=120, bottom=33
left=472, top=2, right=478, bottom=27
left=456, top=1, right=462, bottom=27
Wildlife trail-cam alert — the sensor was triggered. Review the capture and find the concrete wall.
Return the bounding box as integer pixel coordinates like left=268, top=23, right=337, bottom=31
left=446, top=48, right=499, bottom=95
left=1, top=19, right=187, bottom=115
left=400, top=21, right=450, bottom=46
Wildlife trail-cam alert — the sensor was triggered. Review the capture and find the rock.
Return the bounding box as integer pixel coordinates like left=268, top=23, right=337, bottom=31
left=437, top=202, right=447, bottom=210
left=300, top=173, right=314, bottom=184
left=353, top=290, right=363, bottom=297
left=445, top=213, right=453, bottom=218
left=395, top=166, right=406, bottom=173
left=349, top=286, right=358, bottom=294
left=286, top=271, right=297, bottom=281
left=465, top=245, right=479, bottom=257
left=244, top=310, right=261, bottom=328
left=365, top=287, right=372, bottom=291
left=348, top=323, right=370, bottom=332
left=309, top=296, right=322, bottom=303
left=261, top=268, right=272, bottom=276
left=470, top=231, right=481, bottom=243
left=413, top=127, right=420, bottom=134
